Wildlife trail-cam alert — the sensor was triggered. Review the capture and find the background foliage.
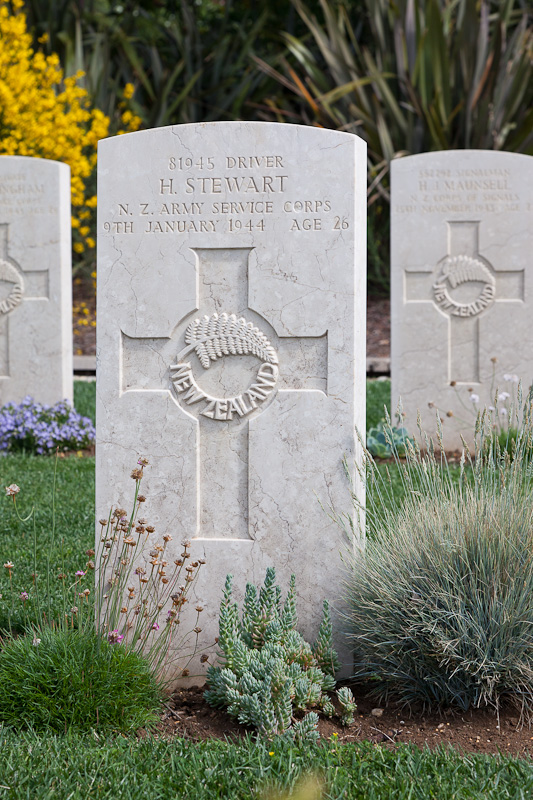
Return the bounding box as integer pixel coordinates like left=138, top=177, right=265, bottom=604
left=16, top=0, right=533, bottom=290
left=0, top=0, right=140, bottom=274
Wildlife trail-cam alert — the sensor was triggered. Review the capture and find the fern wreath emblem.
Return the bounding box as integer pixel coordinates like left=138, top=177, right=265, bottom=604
left=0, top=259, right=24, bottom=316
left=178, top=312, right=278, bottom=369
left=433, top=254, right=495, bottom=318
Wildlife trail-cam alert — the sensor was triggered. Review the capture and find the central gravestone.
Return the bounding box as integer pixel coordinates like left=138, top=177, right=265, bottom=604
left=97, top=122, right=366, bottom=678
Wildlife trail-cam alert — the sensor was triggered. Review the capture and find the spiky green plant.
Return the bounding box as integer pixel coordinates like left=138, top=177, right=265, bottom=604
left=344, top=389, right=533, bottom=719
left=276, top=0, right=533, bottom=170
left=259, top=0, right=533, bottom=293
left=205, top=568, right=353, bottom=739
left=337, top=685, right=357, bottom=726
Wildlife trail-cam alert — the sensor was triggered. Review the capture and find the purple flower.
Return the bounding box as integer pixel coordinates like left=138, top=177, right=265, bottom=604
left=0, top=397, right=95, bottom=456
left=19, top=591, right=29, bottom=601
left=152, top=623, right=160, bottom=631
left=108, top=630, right=125, bottom=644
left=75, top=570, right=86, bottom=577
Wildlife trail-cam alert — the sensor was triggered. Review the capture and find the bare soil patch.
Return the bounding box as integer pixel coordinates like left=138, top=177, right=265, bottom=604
left=73, top=278, right=96, bottom=356
left=152, top=683, right=533, bottom=757
left=366, top=296, right=390, bottom=360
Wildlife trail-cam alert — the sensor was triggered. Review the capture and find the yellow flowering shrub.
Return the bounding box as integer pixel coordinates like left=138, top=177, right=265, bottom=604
left=0, top=0, right=141, bottom=264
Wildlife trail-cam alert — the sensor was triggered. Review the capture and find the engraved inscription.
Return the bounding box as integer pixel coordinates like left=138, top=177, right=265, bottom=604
left=395, top=165, right=523, bottom=215
left=101, top=153, right=348, bottom=235
left=0, top=172, right=52, bottom=217
left=171, top=360, right=279, bottom=421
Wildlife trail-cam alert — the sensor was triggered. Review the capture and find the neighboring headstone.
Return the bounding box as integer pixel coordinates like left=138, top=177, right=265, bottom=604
left=0, top=156, right=73, bottom=405
left=96, top=122, right=366, bottom=678
left=391, top=150, right=533, bottom=450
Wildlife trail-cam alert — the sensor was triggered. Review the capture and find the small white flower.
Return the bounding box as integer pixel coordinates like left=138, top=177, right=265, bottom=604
left=469, top=393, right=480, bottom=403
left=500, top=408, right=508, bottom=417
left=503, top=374, right=519, bottom=383
left=32, top=637, right=41, bottom=646
left=498, top=392, right=511, bottom=402
left=488, top=406, right=495, bottom=412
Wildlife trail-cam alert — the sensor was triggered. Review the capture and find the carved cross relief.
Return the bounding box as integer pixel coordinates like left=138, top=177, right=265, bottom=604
left=0, top=223, right=50, bottom=378
left=120, top=247, right=328, bottom=541
left=404, top=221, right=525, bottom=383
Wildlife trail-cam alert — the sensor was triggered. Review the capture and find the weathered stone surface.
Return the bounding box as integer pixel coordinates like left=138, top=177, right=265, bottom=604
left=391, top=150, right=533, bottom=449
left=96, top=122, right=366, bottom=679
left=0, top=156, right=72, bottom=405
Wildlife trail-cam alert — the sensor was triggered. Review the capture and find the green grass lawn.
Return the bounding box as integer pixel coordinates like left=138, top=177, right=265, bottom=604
left=73, top=379, right=97, bottom=424
left=0, top=732, right=532, bottom=800
left=3, top=378, right=531, bottom=798
left=366, top=378, right=391, bottom=430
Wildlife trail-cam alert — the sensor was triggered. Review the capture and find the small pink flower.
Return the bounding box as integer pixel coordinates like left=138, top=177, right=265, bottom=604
left=75, top=570, right=86, bottom=577
left=108, top=630, right=125, bottom=644
left=19, top=591, right=29, bottom=601
left=5, top=484, right=20, bottom=497
left=152, top=623, right=160, bottom=631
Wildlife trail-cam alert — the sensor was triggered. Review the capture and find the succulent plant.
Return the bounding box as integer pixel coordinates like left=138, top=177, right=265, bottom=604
left=205, top=568, right=354, bottom=740
left=366, top=420, right=414, bottom=459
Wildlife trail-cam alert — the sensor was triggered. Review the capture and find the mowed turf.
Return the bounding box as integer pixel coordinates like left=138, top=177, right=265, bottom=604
left=0, top=382, right=96, bottom=630
left=0, top=733, right=532, bottom=800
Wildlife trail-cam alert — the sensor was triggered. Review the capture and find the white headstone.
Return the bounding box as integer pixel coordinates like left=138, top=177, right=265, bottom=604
left=0, top=156, right=73, bottom=405
left=391, top=150, right=533, bottom=449
left=96, top=122, right=366, bottom=678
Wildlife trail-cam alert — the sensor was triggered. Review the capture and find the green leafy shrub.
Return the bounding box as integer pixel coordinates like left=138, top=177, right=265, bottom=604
left=346, top=400, right=533, bottom=718
left=366, top=420, right=413, bottom=458
left=263, top=0, right=533, bottom=293
left=205, top=568, right=355, bottom=739
left=0, top=627, right=161, bottom=732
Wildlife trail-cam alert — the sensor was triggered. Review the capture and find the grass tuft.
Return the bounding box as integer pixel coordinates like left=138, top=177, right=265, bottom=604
left=345, top=400, right=533, bottom=716
left=0, top=626, right=162, bottom=732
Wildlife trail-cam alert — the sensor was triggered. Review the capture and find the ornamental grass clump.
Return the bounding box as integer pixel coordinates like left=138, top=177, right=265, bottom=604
left=345, top=392, right=533, bottom=718
left=0, top=397, right=95, bottom=454
left=0, top=626, right=161, bottom=732
left=205, top=568, right=356, bottom=740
